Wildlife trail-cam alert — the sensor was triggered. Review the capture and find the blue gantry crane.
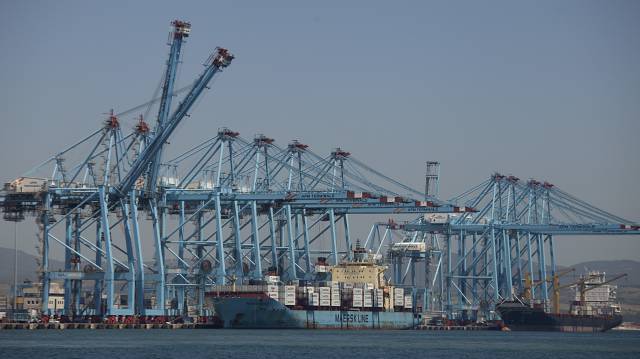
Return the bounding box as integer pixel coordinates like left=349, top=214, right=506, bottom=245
left=0, top=21, right=234, bottom=317
left=367, top=173, right=639, bottom=320
left=0, top=20, right=457, bottom=319
left=0, top=20, right=637, bottom=324
left=146, top=20, right=191, bottom=197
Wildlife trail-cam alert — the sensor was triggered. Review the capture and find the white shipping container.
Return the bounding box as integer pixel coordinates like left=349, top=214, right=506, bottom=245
left=268, top=292, right=279, bottom=301
left=285, top=285, right=296, bottom=294
left=267, top=285, right=279, bottom=293
left=404, top=295, right=413, bottom=309
left=375, top=289, right=384, bottom=308
left=363, top=292, right=372, bottom=307
left=331, top=297, right=341, bottom=307
left=394, top=288, right=404, bottom=306
left=394, top=288, right=404, bottom=298
left=284, top=297, right=296, bottom=306
left=310, top=293, right=319, bottom=306
left=363, top=299, right=372, bottom=307
left=319, top=287, right=331, bottom=295
left=320, top=298, right=330, bottom=306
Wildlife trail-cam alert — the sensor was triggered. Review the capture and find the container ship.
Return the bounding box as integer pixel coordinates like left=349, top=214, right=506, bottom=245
left=206, top=245, right=421, bottom=329
left=496, top=271, right=624, bottom=332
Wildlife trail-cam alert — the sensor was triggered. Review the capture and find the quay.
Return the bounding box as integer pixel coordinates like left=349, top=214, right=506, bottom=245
left=0, top=323, right=220, bottom=330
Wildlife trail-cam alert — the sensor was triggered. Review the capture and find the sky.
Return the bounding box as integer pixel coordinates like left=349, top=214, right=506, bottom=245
left=0, top=0, right=638, bottom=265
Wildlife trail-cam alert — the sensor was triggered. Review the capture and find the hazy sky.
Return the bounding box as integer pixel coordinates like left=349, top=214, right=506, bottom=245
left=0, top=0, right=638, bottom=265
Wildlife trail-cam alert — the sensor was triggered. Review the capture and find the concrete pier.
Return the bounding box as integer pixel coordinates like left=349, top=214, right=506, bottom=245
left=0, top=323, right=206, bottom=330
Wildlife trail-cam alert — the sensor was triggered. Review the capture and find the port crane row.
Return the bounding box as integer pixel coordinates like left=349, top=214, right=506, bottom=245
left=1, top=20, right=638, bottom=320
left=370, top=173, right=639, bottom=320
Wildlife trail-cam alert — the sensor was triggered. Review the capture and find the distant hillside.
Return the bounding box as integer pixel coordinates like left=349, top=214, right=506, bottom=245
left=568, top=260, right=640, bottom=286
left=0, top=247, right=64, bottom=293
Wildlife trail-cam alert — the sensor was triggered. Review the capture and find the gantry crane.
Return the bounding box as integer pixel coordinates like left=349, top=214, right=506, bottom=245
left=32, top=22, right=234, bottom=316
left=1, top=19, right=638, bottom=324
left=146, top=20, right=191, bottom=196
left=378, top=173, right=640, bottom=320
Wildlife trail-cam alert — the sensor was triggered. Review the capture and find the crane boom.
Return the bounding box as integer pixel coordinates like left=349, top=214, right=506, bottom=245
left=522, top=268, right=575, bottom=313
left=146, top=20, right=191, bottom=195
left=550, top=267, right=575, bottom=314
left=114, top=47, right=234, bottom=196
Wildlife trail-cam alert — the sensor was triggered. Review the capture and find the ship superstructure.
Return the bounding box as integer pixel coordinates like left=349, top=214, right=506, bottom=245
left=569, top=271, right=621, bottom=317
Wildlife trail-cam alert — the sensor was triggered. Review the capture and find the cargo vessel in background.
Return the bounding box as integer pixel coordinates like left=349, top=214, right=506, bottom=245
left=207, top=244, right=420, bottom=329
left=497, top=271, right=625, bottom=332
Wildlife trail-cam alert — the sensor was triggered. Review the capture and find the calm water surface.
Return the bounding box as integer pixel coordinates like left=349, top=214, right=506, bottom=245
left=1, top=329, right=639, bottom=358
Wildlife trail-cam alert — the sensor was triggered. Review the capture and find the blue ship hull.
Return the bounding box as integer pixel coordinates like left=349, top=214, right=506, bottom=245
left=212, top=296, right=419, bottom=329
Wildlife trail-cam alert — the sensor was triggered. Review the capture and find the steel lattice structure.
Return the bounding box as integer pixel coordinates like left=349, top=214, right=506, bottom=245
left=367, top=173, right=639, bottom=320
left=1, top=21, right=637, bottom=321
left=0, top=21, right=463, bottom=318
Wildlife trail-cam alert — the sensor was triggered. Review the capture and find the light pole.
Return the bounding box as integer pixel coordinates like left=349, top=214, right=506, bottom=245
left=13, top=221, right=18, bottom=311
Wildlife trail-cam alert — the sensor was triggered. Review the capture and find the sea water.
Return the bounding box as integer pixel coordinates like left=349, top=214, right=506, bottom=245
left=1, top=329, right=639, bottom=358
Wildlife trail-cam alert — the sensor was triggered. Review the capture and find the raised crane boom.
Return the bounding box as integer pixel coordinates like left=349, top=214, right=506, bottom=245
left=146, top=20, right=191, bottom=195
left=114, top=47, right=234, bottom=196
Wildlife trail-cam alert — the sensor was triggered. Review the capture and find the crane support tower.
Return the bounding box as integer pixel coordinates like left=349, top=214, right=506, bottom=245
left=425, top=161, right=440, bottom=199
